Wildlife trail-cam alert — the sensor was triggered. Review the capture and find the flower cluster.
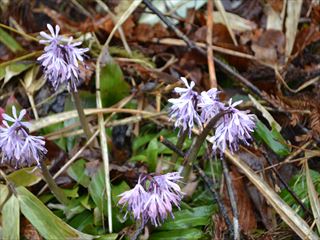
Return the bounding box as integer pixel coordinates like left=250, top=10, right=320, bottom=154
left=0, top=106, right=47, bottom=168
left=37, top=24, right=88, bottom=92
left=168, top=77, right=256, bottom=155
left=118, top=172, right=183, bottom=227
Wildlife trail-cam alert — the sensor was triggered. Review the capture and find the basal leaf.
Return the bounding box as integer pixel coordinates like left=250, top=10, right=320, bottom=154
left=88, top=165, right=107, bottom=216
left=2, top=195, right=20, bottom=240
left=68, top=159, right=91, bottom=187
left=7, top=167, right=42, bottom=187
left=100, top=62, right=130, bottom=107
left=254, top=120, right=290, bottom=157
left=158, top=205, right=215, bottom=230
left=150, top=228, right=204, bottom=240
left=16, top=186, right=93, bottom=240
left=0, top=28, right=23, bottom=53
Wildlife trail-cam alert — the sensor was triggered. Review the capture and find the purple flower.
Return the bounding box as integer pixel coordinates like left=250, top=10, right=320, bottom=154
left=209, top=99, right=256, bottom=155
left=39, top=24, right=62, bottom=45
left=118, top=172, right=184, bottom=227
left=168, top=77, right=202, bottom=137
left=144, top=188, right=168, bottom=226
left=0, top=106, right=47, bottom=168
left=118, top=177, right=148, bottom=220
left=198, top=88, right=224, bottom=124
left=37, top=24, right=88, bottom=92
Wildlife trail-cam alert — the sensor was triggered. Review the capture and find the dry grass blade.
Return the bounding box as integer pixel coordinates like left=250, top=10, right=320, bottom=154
left=305, top=161, right=320, bottom=234
left=285, top=0, right=303, bottom=61
left=224, top=150, right=318, bottom=240
left=29, top=108, right=157, bottom=132
left=214, top=0, right=238, bottom=45
left=105, top=0, right=142, bottom=47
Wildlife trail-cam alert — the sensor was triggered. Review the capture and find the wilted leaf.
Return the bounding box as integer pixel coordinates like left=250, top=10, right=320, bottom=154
left=2, top=195, right=20, bottom=240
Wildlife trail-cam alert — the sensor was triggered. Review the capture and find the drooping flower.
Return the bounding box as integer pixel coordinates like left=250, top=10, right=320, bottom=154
left=118, top=177, right=148, bottom=220
left=168, top=77, right=202, bottom=137
left=143, top=188, right=168, bottom=227
left=198, top=88, right=224, bottom=124
left=0, top=106, right=47, bottom=168
left=37, top=24, right=88, bottom=92
left=209, top=99, right=256, bottom=155
left=118, top=172, right=184, bottom=227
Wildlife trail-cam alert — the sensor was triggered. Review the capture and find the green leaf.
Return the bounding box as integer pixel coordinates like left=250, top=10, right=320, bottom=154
left=0, top=28, right=23, bottom=53
left=100, top=62, right=130, bottom=107
left=69, top=210, right=94, bottom=232
left=146, top=138, right=158, bottom=171
left=0, top=63, right=32, bottom=85
left=111, top=181, right=130, bottom=204
left=97, top=234, right=118, bottom=240
left=1, top=195, right=20, bottom=240
left=67, top=159, right=91, bottom=187
left=88, top=165, right=107, bottom=216
left=158, top=205, right=215, bottom=230
left=150, top=228, right=204, bottom=240
left=16, top=186, right=93, bottom=240
left=254, top=120, right=290, bottom=157
left=7, top=167, right=42, bottom=187
left=0, top=184, right=10, bottom=209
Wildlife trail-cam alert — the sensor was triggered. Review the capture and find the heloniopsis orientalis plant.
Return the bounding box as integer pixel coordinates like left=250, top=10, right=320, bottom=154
left=37, top=24, right=92, bottom=140
left=117, top=77, right=256, bottom=239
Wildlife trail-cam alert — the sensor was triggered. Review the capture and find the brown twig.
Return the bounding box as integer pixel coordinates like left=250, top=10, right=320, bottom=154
left=206, top=0, right=217, bottom=88
left=263, top=153, right=313, bottom=217
left=168, top=130, right=188, bottom=171
left=221, top=157, right=240, bottom=240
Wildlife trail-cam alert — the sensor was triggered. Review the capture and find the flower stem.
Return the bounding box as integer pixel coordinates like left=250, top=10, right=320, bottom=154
left=182, top=110, right=229, bottom=180
left=39, top=161, right=69, bottom=205
left=72, top=91, right=93, bottom=140
left=169, top=129, right=188, bottom=171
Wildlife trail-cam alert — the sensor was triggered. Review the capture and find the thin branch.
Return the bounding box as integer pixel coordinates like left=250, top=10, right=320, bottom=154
left=206, top=0, right=217, bottom=88
left=263, top=153, right=313, bottom=217
left=169, top=129, right=188, bottom=171
left=221, top=157, right=240, bottom=240
left=193, top=164, right=234, bottom=239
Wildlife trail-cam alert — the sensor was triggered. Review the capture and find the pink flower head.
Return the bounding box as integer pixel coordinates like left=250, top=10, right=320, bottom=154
left=118, top=172, right=184, bottom=227
left=37, top=24, right=88, bottom=92
left=118, top=177, right=148, bottom=220
left=0, top=106, right=47, bottom=168
left=209, top=99, right=256, bottom=155
left=198, top=88, right=224, bottom=124
left=168, top=77, right=202, bottom=137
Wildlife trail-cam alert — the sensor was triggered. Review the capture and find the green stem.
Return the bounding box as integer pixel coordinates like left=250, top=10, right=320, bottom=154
left=39, top=161, right=69, bottom=205
left=72, top=91, right=93, bottom=140
left=182, top=110, right=229, bottom=180
left=169, top=129, right=188, bottom=171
